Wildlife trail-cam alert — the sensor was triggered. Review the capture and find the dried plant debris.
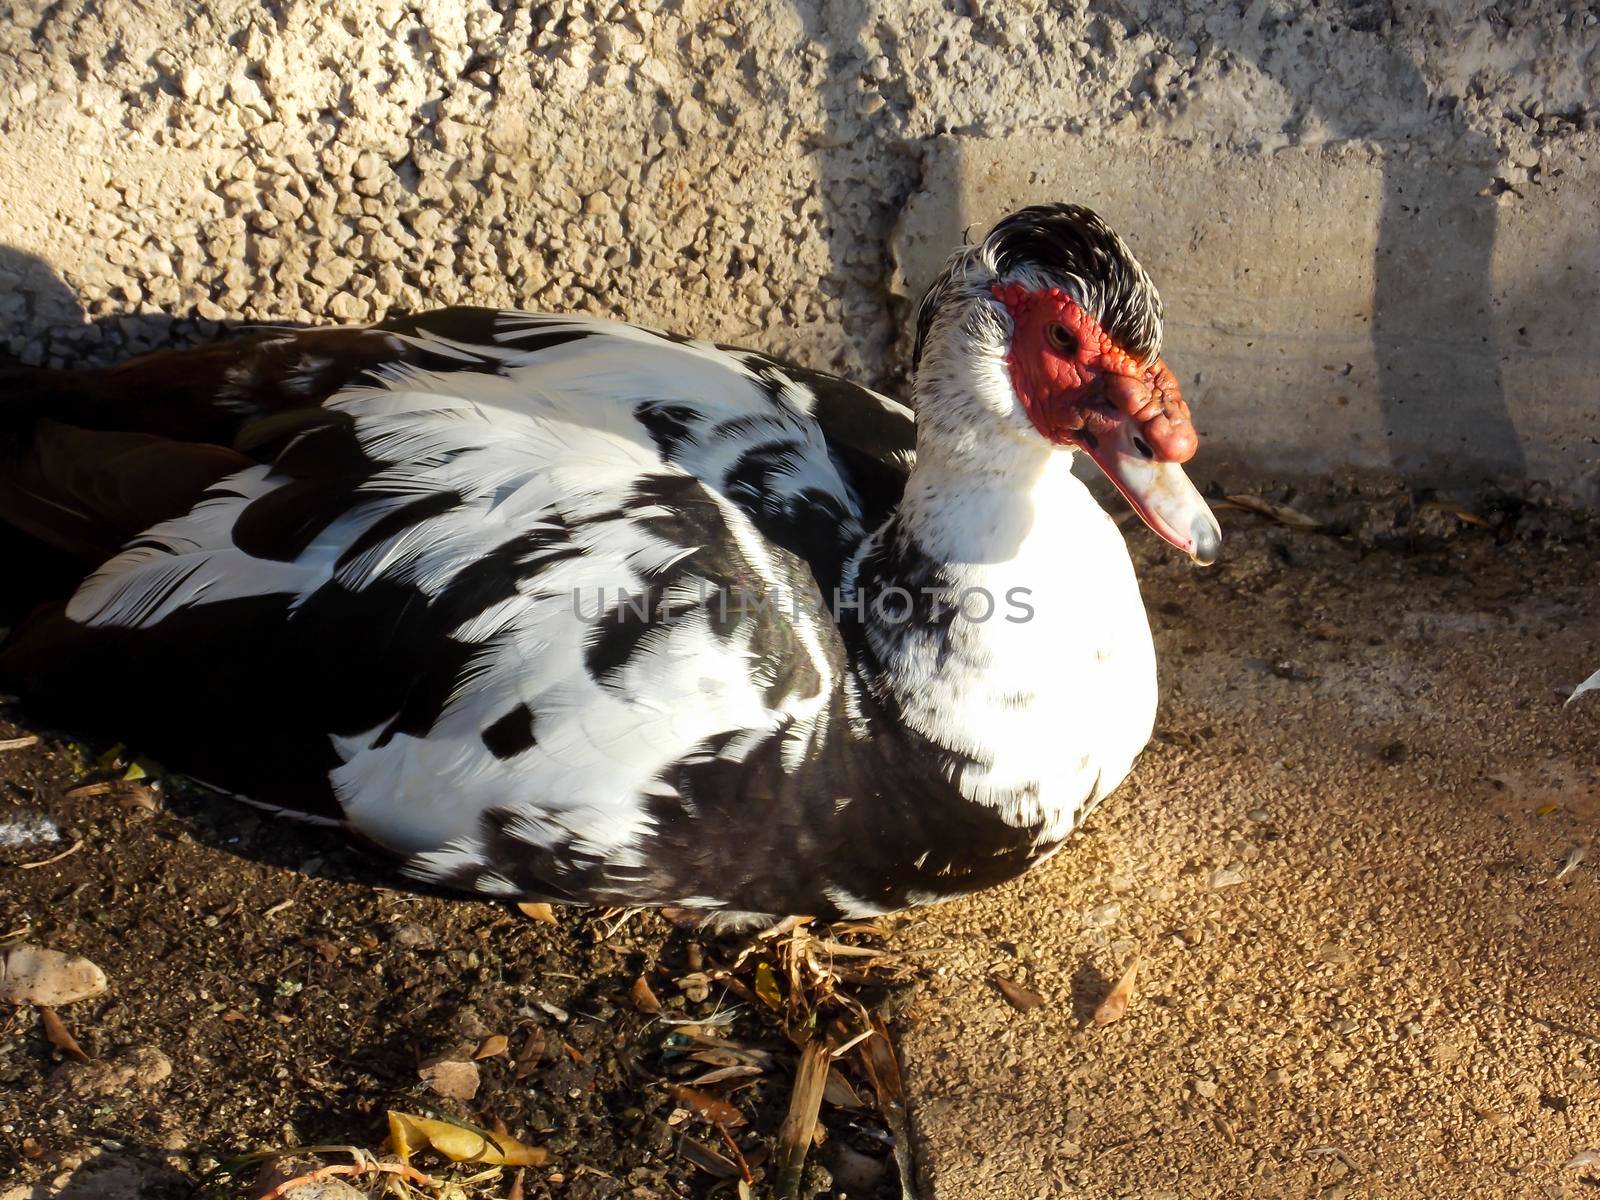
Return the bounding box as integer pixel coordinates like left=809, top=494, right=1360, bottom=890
left=50, top=890, right=915, bottom=1199
left=515, top=901, right=558, bottom=925
left=644, top=916, right=918, bottom=1196
left=776, top=1040, right=832, bottom=1199
left=993, top=973, right=1045, bottom=1011
left=1093, top=957, right=1141, bottom=1027
left=1217, top=493, right=1324, bottom=531
left=1417, top=498, right=1490, bottom=527
left=201, top=1142, right=510, bottom=1200
left=857, top=1017, right=918, bottom=1200
left=631, top=974, right=663, bottom=1014
left=40, top=1005, right=91, bottom=1063
left=66, top=777, right=163, bottom=817
left=388, top=1110, right=548, bottom=1167
left=418, top=1054, right=481, bottom=1101
left=669, top=1083, right=748, bottom=1129
left=473, top=1033, right=509, bottom=1060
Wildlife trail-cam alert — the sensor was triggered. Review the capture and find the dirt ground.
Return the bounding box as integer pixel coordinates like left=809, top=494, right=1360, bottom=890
left=2, top=481, right=1596, bottom=1200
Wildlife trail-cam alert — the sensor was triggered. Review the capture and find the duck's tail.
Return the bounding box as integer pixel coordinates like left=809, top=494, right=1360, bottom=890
left=0, top=326, right=404, bottom=563
left=0, top=352, right=256, bottom=563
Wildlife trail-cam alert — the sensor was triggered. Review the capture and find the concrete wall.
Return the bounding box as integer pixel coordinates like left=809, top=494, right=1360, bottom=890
left=1, top=0, right=1597, bottom=502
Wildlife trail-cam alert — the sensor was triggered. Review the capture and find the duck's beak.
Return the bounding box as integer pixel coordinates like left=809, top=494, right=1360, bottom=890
left=1079, top=416, right=1221, bottom=565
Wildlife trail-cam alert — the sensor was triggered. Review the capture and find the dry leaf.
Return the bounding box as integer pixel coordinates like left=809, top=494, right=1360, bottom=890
left=512, top=1028, right=545, bottom=1079
left=822, top=1066, right=863, bottom=1109
left=753, top=962, right=782, bottom=1010
left=992, top=974, right=1045, bottom=1011
left=40, top=1007, right=90, bottom=1063
left=856, top=1017, right=916, bottom=1199
left=631, top=975, right=662, bottom=1014
left=64, top=782, right=115, bottom=799
left=668, top=1084, right=746, bottom=1128
left=692, top=1047, right=774, bottom=1074
left=516, top=902, right=557, bottom=925
left=474, top=1034, right=509, bottom=1060
left=691, top=1064, right=763, bottom=1087
left=387, top=1110, right=547, bottom=1166
left=676, top=1136, right=741, bottom=1179
left=809, top=940, right=884, bottom=959
left=1566, top=1149, right=1600, bottom=1170
left=1093, top=957, right=1141, bottom=1026
left=1419, top=499, right=1490, bottom=528
left=1222, top=493, right=1323, bottom=530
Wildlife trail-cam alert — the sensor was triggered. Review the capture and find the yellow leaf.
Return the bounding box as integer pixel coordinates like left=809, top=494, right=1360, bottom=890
left=753, top=962, right=782, bottom=1010
left=387, top=1111, right=548, bottom=1167
left=516, top=902, right=557, bottom=925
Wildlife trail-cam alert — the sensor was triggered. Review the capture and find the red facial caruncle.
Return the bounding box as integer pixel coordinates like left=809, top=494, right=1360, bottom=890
left=992, top=283, right=1195, bottom=462
left=993, top=282, right=1220, bottom=565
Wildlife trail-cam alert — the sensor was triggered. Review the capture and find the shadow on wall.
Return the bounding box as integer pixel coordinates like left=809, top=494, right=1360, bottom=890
left=790, top=0, right=923, bottom=392
left=1111, top=3, right=1526, bottom=487
left=0, top=245, right=223, bottom=369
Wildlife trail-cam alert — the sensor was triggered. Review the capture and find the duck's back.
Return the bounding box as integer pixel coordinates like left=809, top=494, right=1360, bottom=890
left=0, top=308, right=952, bottom=915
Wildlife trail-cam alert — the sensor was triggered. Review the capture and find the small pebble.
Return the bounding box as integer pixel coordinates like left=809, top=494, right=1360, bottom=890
left=391, top=923, right=435, bottom=949
left=1209, top=865, right=1245, bottom=890
left=1080, top=901, right=1122, bottom=929
left=0, top=945, right=108, bottom=1006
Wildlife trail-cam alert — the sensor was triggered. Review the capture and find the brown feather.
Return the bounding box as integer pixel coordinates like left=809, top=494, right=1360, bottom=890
left=0, top=324, right=407, bottom=563
left=0, top=422, right=251, bottom=562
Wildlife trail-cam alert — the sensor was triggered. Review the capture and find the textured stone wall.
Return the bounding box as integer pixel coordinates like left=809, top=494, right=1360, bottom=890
left=1, top=1, right=1597, bottom=500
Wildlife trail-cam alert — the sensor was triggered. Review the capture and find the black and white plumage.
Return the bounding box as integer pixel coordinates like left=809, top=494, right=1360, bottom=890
left=0, top=205, right=1221, bottom=925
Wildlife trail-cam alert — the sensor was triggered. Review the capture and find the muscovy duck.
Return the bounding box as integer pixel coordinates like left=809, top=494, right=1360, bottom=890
left=0, top=204, right=1219, bottom=926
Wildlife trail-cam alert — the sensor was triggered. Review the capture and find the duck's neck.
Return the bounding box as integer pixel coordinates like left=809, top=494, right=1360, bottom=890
left=848, top=433, right=1089, bottom=669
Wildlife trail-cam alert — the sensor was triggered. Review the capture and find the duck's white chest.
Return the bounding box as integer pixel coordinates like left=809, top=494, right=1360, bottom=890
left=890, top=470, right=1158, bottom=843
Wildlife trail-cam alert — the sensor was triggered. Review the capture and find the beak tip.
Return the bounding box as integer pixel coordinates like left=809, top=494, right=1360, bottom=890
left=1189, top=517, right=1222, bottom=567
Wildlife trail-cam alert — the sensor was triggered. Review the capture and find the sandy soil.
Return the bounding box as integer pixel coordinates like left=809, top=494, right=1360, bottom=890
left=2, top=488, right=1595, bottom=1199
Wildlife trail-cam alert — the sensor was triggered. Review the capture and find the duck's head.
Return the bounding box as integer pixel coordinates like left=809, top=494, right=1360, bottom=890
left=912, top=203, right=1221, bottom=566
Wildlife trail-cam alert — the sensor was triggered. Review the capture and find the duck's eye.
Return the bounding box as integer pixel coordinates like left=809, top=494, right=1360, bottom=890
left=1046, top=323, right=1078, bottom=355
